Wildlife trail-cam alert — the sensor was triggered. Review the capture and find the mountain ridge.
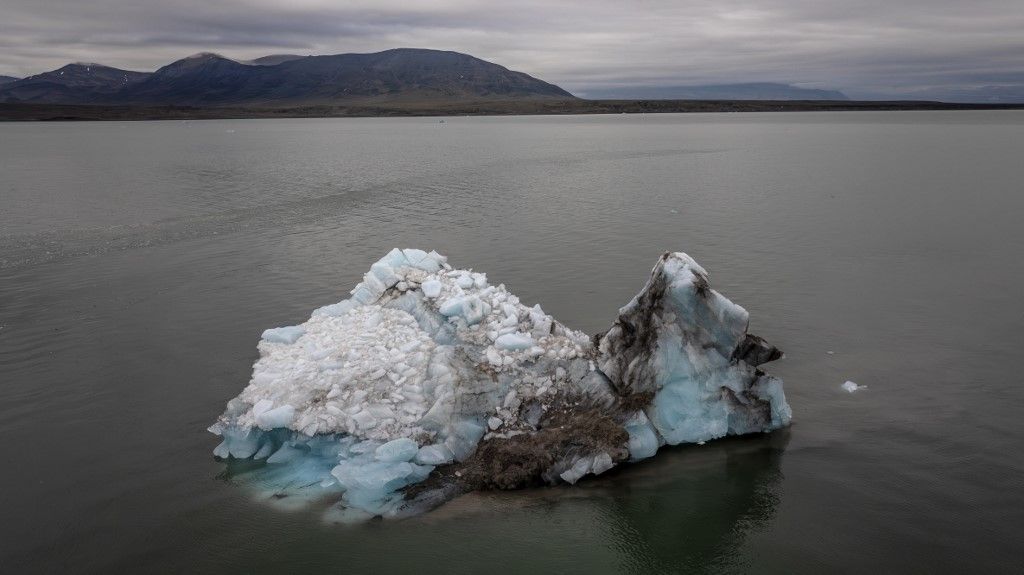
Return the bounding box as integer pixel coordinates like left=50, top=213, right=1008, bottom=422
left=0, top=49, right=574, bottom=106
left=580, top=82, right=848, bottom=101
left=0, top=63, right=149, bottom=104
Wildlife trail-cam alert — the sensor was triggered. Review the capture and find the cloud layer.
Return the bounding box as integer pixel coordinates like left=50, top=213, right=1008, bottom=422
left=2, top=0, right=1023, bottom=97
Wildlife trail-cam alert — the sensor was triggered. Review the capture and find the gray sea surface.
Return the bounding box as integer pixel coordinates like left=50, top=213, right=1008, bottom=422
left=1, top=111, right=1022, bottom=573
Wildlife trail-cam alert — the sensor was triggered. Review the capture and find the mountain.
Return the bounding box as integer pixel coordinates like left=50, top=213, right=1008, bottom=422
left=897, top=85, right=1024, bottom=104
left=252, top=49, right=574, bottom=103
left=118, top=53, right=262, bottom=105
left=118, top=49, right=574, bottom=105
left=0, top=75, right=19, bottom=86
left=0, top=49, right=574, bottom=106
left=579, top=82, right=848, bottom=101
left=0, top=63, right=149, bottom=103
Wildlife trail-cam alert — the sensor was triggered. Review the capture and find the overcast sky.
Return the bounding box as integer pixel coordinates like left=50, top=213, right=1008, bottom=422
left=2, top=0, right=1023, bottom=97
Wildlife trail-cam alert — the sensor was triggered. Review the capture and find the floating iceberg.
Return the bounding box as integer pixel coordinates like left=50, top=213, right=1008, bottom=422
left=842, top=380, right=865, bottom=393
left=209, top=249, right=791, bottom=519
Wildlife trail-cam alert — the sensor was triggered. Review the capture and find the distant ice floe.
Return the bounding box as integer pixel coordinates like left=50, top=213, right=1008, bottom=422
left=842, top=381, right=865, bottom=393
left=210, top=249, right=792, bottom=520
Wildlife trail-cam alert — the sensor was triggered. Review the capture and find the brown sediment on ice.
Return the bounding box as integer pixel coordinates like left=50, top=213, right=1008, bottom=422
left=400, top=387, right=654, bottom=519
left=461, top=406, right=629, bottom=489
left=402, top=396, right=630, bottom=511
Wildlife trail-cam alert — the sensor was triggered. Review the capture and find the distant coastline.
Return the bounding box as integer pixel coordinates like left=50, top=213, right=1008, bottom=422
left=3, top=99, right=1022, bottom=121
left=5, top=49, right=1022, bottom=120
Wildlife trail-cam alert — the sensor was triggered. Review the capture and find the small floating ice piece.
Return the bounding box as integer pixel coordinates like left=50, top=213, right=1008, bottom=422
left=841, top=381, right=864, bottom=393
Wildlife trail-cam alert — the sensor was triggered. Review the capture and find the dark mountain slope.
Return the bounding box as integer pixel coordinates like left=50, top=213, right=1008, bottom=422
left=262, top=49, right=575, bottom=102
left=116, top=53, right=266, bottom=105
left=2, top=49, right=574, bottom=106
left=114, top=48, right=574, bottom=105
left=0, top=63, right=149, bottom=103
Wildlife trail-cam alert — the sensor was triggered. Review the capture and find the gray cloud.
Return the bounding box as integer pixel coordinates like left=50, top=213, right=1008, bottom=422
left=1, top=0, right=1022, bottom=97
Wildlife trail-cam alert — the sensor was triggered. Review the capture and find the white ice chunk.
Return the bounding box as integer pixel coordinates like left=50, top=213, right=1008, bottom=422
left=375, top=438, right=419, bottom=462
left=591, top=452, right=614, bottom=475
left=446, top=419, right=485, bottom=461
left=352, top=410, right=377, bottom=430
left=455, top=273, right=474, bottom=289
left=421, top=279, right=442, bottom=298
left=624, top=411, right=660, bottom=461
left=331, top=459, right=426, bottom=512
left=370, top=262, right=401, bottom=288
left=313, top=300, right=356, bottom=317
left=255, top=405, right=295, bottom=430
left=494, top=332, right=536, bottom=351
left=252, top=398, right=274, bottom=418
left=261, top=326, right=305, bottom=344
left=402, top=249, right=430, bottom=267
left=842, top=381, right=864, bottom=393
left=438, top=295, right=486, bottom=325
left=414, top=444, right=454, bottom=465
left=559, top=457, right=593, bottom=484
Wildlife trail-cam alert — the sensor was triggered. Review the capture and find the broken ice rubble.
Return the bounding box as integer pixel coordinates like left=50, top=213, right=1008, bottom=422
left=209, top=249, right=791, bottom=519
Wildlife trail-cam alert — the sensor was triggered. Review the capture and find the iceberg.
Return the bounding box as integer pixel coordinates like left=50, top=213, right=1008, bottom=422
left=210, top=249, right=791, bottom=519
left=842, top=380, right=864, bottom=393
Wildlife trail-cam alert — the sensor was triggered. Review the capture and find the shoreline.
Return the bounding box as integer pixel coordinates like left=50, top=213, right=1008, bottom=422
left=2, top=99, right=1023, bottom=121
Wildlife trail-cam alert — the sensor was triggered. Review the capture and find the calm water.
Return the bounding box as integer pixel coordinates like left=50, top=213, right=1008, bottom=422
left=2, top=112, right=1023, bottom=574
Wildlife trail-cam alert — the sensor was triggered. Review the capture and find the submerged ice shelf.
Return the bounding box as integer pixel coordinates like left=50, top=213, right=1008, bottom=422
left=210, top=249, right=792, bottom=519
